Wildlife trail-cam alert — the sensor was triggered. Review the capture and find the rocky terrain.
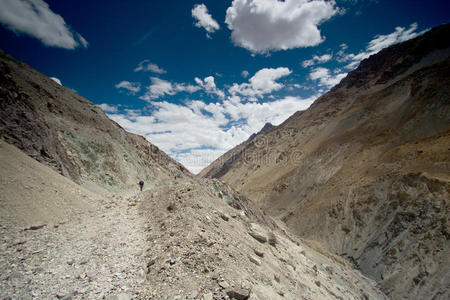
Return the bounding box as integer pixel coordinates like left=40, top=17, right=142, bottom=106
left=200, top=24, right=450, bottom=299
left=0, top=141, right=387, bottom=299
left=0, top=48, right=389, bottom=298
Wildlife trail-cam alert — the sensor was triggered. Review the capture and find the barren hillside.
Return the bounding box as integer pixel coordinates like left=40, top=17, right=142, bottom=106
left=0, top=49, right=189, bottom=191
left=200, top=24, right=450, bottom=299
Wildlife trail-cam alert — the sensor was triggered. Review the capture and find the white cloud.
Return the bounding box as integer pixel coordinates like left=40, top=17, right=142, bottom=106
left=97, top=103, right=118, bottom=113
left=367, top=23, right=423, bottom=53
left=338, top=23, right=426, bottom=70
left=302, top=53, right=333, bottom=68
left=115, top=81, right=141, bottom=95
left=195, top=76, right=225, bottom=98
left=241, top=70, right=249, bottom=78
left=0, top=0, right=88, bottom=49
left=140, top=77, right=201, bottom=101
left=192, top=3, right=220, bottom=38
left=229, top=67, right=292, bottom=100
left=309, top=67, right=347, bottom=88
left=50, top=77, right=62, bottom=85
left=106, top=94, right=317, bottom=174
left=77, top=33, right=89, bottom=48
left=134, top=60, right=167, bottom=74
left=225, top=0, right=340, bottom=54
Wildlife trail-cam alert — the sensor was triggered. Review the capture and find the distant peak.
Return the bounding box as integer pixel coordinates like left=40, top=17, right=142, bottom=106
left=260, top=122, right=274, bottom=134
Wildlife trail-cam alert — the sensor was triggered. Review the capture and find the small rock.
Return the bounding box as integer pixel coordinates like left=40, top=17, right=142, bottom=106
left=80, top=258, right=89, bottom=265
left=189, top=290, right=199, bottom=299
left=167, top=203, right=176, bottom=212
left=86, top=271, right=96, bottom=282
left=56, top=292, right=66, bottom=299
left=108, top=293, right=131, bottom=300
left=219, top=213, right=230, bottom=221
left=203, top=293, right=213, bottom=300
left=26, top=224, right=46, bottom=230
left=268, top=232, right=277, bottom=246
left=147, top=258, right=156, bottom=268
left=226, top=288, right=250, bottom=300
left=274, top=274, right=280, bottom=283
left=13, top=240, right=26, bottom=246
left=248, top=223, right=267, bottom=243
left=253, top=249, right=264, bottom=257
left=249, top=255, right=261, bottom=266
left=219, top=281, right=230, bottom=289
left=67, top=259, right=75, bottom=265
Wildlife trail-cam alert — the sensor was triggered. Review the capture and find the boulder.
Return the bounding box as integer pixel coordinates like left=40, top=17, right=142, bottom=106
left=248, top=223, right=267, bottom=243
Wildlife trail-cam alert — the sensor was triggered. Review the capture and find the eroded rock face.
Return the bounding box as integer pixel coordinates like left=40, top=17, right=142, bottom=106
left=200, top=24, right=450, bottom=298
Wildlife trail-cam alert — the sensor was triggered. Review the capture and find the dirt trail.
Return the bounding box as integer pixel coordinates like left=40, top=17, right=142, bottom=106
left=0, top=189, right=149, bottom=300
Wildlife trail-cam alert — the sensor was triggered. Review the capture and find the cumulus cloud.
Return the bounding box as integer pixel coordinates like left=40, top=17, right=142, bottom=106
left=302, top=54, right=333, bottom=68
left=225, top=0, right=340, bottom=54
left=106, top=94, right=316, bottom=173
left=0, top=0, right=88, bottom=49
left=140, top=77, right=201, bottom=101
left=134, top=60, right=167, bottom=74
left=229, top=67, right=292, bottom=100
left=338, top=23, right=426, bottom=69
left=192, top=3, right=220, bottom=38
left=241, top=70, right=249, bottom=78
left=50, top=77, right=62, bottom=85
left=97, top=103, right=118, bottom=113
left=115, top=81, right=141, bottom=95
left=309, top=67, right=347, bottom=88
left=195, top=76, right=225, bottom=98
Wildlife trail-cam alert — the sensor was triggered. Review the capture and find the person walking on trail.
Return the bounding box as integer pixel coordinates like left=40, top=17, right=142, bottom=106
left=138, top=180, right=144, bottom=191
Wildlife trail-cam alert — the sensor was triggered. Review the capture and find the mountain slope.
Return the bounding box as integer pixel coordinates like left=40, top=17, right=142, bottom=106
left=200, top=24, right=450, bottom=299
left=0, top=49, right=189, bottom=191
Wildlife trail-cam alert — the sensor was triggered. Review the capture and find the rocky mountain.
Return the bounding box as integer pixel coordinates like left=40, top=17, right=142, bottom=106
left=0, top=50, right=388, bottom=299
left=200, top=24, right=450, bottom=299
left=0, top=49, right=190, bottom=191
left=200, top=122, right=276, bottom=180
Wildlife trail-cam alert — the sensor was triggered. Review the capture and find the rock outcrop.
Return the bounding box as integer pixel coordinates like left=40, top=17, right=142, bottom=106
left=200, top=24, right=450, bottom=299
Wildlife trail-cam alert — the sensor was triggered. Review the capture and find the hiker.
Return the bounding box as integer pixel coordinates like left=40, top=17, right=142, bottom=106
left=138, top=180, right=144, bottom=191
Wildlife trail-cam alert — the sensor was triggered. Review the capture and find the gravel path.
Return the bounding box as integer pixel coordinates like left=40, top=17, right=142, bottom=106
left=0, top=192, right=147, bottom=300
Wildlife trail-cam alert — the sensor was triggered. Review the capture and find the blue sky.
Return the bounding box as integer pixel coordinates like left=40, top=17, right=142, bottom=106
left=0, top=0, right=448, bottom=173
